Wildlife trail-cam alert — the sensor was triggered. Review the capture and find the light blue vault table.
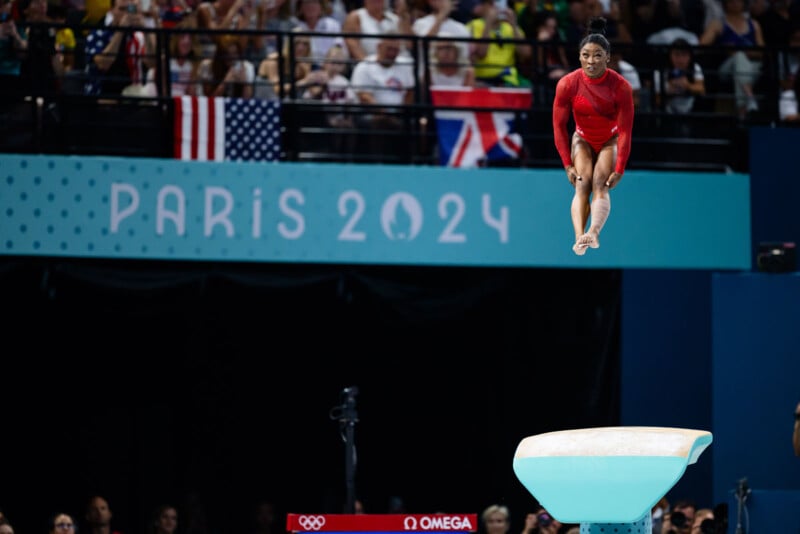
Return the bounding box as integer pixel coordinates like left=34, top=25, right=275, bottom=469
left=513, top=427, right=713, bottom=533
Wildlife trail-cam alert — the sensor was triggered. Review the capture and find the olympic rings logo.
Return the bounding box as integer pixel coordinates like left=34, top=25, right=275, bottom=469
left=298, top=516, right=326, bottom=531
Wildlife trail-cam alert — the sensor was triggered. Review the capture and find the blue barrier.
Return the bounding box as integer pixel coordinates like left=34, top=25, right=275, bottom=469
left=0, top=154, right=751, bottom=269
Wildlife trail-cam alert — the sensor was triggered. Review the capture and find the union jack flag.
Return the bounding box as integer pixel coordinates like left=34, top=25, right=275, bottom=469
left=430, top=86, right=532, bottom=168
left=173, top=96, right=282, bottom=162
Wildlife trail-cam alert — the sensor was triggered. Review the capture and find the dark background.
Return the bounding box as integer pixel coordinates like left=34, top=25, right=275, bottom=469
left=1, top=259, right=620, bottom=534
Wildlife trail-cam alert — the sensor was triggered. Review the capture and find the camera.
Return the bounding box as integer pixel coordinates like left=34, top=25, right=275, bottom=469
left=670, top=511, right=688, bottom=529
left=126, top=4, right=138, bottom=13
left=537, top=512, right=553, bottom=527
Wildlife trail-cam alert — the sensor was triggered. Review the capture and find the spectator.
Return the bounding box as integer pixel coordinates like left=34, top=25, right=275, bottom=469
left=301, top=42, right=357, bottom=116
left=608, top=41, right=643, bottom=108
left=481, top=505, right=511, bottom=534
left=699, top=0, right=765, bottom=118
left=150, top=505, right=178, bottom=534
left=690, top=508, right=714, bottom=534
left=350, top=31, right=416, bottom=156
left=85, top=495, right=123, bottom=534
left=752, top=0, right=794, bottom=46
left=662, top=499, right=697, bottom=534
left=144, top=16, right=202, bottom=95
left=351, top=31, right=415, bottom=104
left=525, top=9, right=569, bottom=97
left=653, top=37, right=705, bottom=114
left=412, top=0, right=471, bottom=68
left=50, top=513, right=78, bottom=534
left=467, top=0, right=531, bottom=87
left=0, top=518, right=13, bottom=534
left=0, top=0, right=29, bottom=96
left=199, top=32, right=255, bottom=97
left=83, top=0, right=157, bottom=96
left=341, top=0, right=411, bottom=62
left=292, top=0, right=345, bottom=62
left=629, top=0, right=687, bottom=44
left=195, top=0, right=251, bottom=59
left=427, top=31, right=475, bottom=86
left=257, top=28, right=316, bottom=97
left=250, top=0, right=294, bottom=59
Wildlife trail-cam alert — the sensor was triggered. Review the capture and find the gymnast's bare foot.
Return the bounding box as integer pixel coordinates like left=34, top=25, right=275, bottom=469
left=585, top=231, right=600, bottom=249
left=573, top=241, right=588, bottom=256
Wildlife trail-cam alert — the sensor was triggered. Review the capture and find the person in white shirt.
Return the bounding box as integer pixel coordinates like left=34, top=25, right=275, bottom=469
left=412, top=0, right=471, bottom=69
left=342, top=0, right=411, bottom=61
left=350, top=32, right=417, bottom=157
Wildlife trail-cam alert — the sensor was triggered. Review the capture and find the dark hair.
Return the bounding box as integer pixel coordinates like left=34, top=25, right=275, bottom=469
left=665, top=37, right=697, bottom=82
left=579, top=16, right=610, bottom=54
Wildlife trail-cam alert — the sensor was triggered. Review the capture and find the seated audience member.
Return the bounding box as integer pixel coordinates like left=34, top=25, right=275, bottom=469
left=412, top=0, right=471, bottom=67
left=653, top=37, right=705, bottom=114
left=1, top=0, right=28, bottom=98
left=49, top=513, right=77, bottom=534
left=292, top=0, right=345, bottom=63
left=257, top=29, right=317, bottom=98
left=195, top=0, right=252, bottom=59
left=341, top=0, right=411, bottom=62
left=301, top=43, right=358, bottom=125
left=467, top=0, right=531, bottom=87
left=699, top=0, right=765, bottom=118
left=83, top=0, right=157, bottom=96
left=199, top=33, right=255, bottom=97
left=609, top=41, right=644, bottom=109
left=250, top=0, right=295, bottom=59
left=350, top=32, right=416, bottom=155
left=524, top=9, right=569, bottom=98
left=778, top=67, right=799, bottom=123
left=427, top=32, right=475, bottom=86
left=144, top=19, right=202, bottom=95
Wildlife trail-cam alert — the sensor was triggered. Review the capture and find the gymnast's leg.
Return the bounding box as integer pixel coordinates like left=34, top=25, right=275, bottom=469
left=581, top=137, right=617, bottom=249
left=570, top=135, right=594, bottom=255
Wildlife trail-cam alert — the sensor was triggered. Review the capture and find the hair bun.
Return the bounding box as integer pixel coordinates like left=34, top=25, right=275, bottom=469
left=588, top=16, right=608, bottom=35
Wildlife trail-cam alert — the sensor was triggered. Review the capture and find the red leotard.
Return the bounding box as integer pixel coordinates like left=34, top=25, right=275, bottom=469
left=552, top=68, right=634, bottom=175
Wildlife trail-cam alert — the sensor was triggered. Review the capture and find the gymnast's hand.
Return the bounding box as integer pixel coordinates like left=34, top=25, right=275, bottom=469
left=606, top=171, right=622, bottom=189
left=565, top=166, right=581, bottom=187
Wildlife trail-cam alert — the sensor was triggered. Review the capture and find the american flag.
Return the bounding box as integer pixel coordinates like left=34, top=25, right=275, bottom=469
left=429, top=86, right=532, bottom=168
left=173, top=96, right=282, bottom=162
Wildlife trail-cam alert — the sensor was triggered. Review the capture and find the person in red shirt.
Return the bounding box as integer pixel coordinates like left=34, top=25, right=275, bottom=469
left=552, top=16, right=634, bottom=255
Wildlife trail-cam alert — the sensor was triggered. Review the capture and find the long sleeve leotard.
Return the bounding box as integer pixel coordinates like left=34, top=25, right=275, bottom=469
left=552, top=68, right=634, bottom=175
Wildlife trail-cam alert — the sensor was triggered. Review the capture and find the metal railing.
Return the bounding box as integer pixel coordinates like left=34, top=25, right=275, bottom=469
left=2, top=21, right=798, bottom=173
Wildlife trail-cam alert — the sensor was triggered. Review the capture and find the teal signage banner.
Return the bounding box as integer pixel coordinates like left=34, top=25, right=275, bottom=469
left=0, top=155, right=751, bottom=269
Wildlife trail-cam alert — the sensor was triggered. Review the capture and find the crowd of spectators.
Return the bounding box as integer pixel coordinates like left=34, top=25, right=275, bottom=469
left=1, top=0, right=799, bottom=124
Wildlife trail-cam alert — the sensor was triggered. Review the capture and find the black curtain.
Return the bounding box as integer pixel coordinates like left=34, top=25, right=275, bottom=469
left=0, top=259, right=620, bottom=534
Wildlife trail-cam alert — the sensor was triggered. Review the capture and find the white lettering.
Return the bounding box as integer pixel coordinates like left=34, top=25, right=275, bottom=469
left=110, top=182, right=139, bottom=233
left=403, top=516, right=475, bottom=531
left=438, top=193, right=466, bottom=243
left=156, top=185, right=186, bottom=236
left=252, top=187, right=262, bottom=238
left=482, top=194, right=509, bottom=243
left=204, top=186, right=235, bottom=237
left=278, top=188, right=305, bottom=239
left=403, top=518, right=418, bottom=530
left=338, top=190, right=366, bottom=241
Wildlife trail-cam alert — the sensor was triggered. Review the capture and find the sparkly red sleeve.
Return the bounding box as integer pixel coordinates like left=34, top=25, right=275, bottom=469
left=552, top=75, right=573, bottom=169
left=614, top=78, right=635, bottom=175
